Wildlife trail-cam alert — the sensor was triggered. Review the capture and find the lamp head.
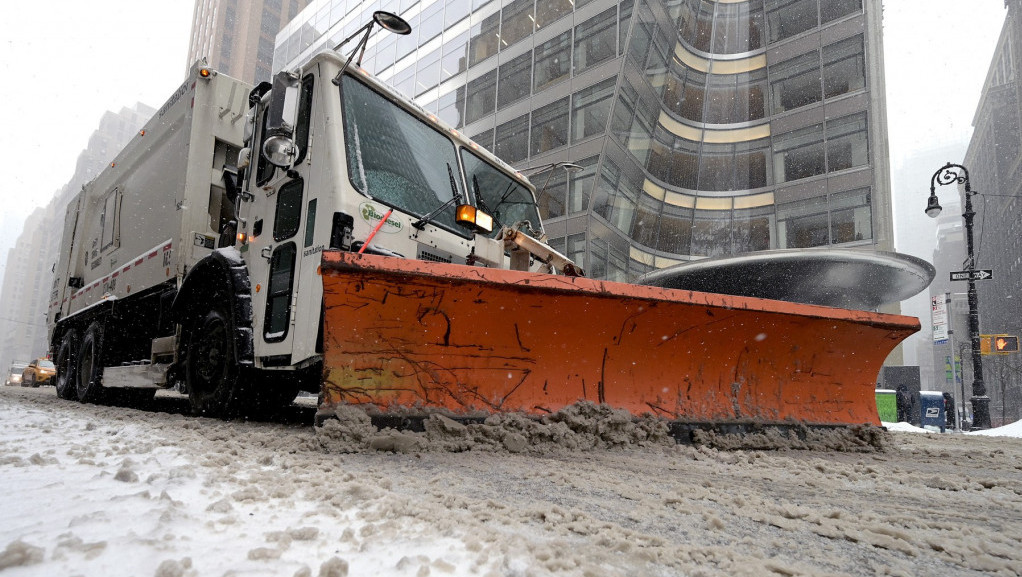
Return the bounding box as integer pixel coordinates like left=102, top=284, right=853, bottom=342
left=925, top=192, right=942, bottom=218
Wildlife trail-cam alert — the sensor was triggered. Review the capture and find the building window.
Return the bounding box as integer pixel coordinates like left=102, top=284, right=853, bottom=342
left=663, top=70, right=708, bottom=123
left=470, top=128, right=494, bottom=151
left=536, top=173, right=566, bottom=220
left=574, top=7, right=617, bottom=74
left=766, top=0, right=818, bottom=43
left=469, top=13, right=500, bottom=67
left=677, top=0, right=714, bottom=52
left=568, top=156, right=599, bottom=214
left=375, top=35, right=398, bottom=73
left=691, top=207, right=733, bottom=258
left=535, top=0, right=573, bottom=28
left=773, top=122, right=825, bottom=183
left=822, top=35, right=865, bottom=99
left=419, top=1, right=445, bottom=44
left=592, top=159, right=637, bottom=232
left=441, top=32, right=470, bottom=82
left=446, top=0, right=472, bottom=28
left=732, top=206, right=774, bottom=252
left=821, top=0, right=862, bottom=24
left=500, top=0, right=535, bottom=49
left=437, top=86, right=466, bottom=128
left=393, top=65, right=415, bottom=99
left=770, top=52, right=822, bottom=113
left=825, top=112, right=868, bottom=172
left=566, top=233, right=586, bottom=270
left=706, top=70, right=767, bottom=124
left=494, top=114, right=530, bottom=164
left=830, top=188, right=872, bottom=243
left=777, top=195, right=829, bottom=248
left=619, top=0, right=634, bottom=57
left=465, top=69, right=497, bottom=124
left=497, top=51, right=533, bottom=109
left=572, top=78, right=616, bottom=142
left=416, top=47, right=442, bottom=96
left=534, top=31, right=572, bottom=92
left=656, top=207, right=693, bottom=254
left=530, top=98, right=569, bottom=156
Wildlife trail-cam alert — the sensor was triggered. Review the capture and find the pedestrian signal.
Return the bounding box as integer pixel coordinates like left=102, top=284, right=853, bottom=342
left=994, top=335, right=1019, bottom=353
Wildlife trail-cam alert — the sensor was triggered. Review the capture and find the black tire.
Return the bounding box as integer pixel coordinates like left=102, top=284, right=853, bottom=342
left=54, top=330, right=80, bottom=400
left=186, top=308, right=241, bottom=417
left=77, top=323, right=107, bottom=403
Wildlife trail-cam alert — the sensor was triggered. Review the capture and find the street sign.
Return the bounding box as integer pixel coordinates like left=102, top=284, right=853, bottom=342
left=950, top=269, right=993, bottom=281
left=931, top=295, right=948, bottom=344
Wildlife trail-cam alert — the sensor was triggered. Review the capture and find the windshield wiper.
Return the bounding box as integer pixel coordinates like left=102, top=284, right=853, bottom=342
left=413, top=163, right=460, bottom=230
left=473, top=175, right=500, bottom=228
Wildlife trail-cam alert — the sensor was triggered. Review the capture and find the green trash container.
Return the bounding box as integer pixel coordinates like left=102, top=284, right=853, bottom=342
left=875, top=389, right=897, bottom=422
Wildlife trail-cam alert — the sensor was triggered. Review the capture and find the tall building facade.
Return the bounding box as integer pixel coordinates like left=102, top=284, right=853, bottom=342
left=0, top=105, right=153, bottom=375
left=275, top=0, right=892, bottom=283
left=945, top=0, right=1022, bottom=426
left=188, top=0, right=313, bottom=84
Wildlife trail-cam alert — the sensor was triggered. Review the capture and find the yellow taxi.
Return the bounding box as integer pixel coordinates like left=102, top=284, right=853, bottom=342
left=21, top=358, right=56, bottom=387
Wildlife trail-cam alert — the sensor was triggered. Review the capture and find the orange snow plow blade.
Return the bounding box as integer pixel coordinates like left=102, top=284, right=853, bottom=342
left=319, top=251, right=918, bottom=429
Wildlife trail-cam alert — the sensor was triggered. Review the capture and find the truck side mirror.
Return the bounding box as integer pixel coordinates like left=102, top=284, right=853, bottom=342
left=262, top=71, right=301, bottom=168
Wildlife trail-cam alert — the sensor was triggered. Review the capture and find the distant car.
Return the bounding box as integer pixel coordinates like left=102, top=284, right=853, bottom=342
left=21, top=358, right=56, bottom=387
left=5, top=362, right=29, bottom=386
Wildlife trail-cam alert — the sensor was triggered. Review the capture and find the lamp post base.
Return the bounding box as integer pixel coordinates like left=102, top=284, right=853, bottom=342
left=971, top=396, right=991, bottom=430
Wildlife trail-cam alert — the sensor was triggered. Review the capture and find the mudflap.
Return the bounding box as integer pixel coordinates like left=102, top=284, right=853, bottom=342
left=318, top=251, right=918, bottom=429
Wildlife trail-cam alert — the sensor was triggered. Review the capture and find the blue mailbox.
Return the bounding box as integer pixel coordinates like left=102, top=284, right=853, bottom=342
left=919, top=391, right=946, bottom=432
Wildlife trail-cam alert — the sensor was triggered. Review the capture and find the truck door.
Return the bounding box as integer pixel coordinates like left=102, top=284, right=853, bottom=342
left=246, top=74, right=318, bottom=368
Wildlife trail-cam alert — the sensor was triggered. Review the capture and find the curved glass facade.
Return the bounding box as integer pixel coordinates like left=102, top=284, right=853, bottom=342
left=275, top=0, right=889, bottom=281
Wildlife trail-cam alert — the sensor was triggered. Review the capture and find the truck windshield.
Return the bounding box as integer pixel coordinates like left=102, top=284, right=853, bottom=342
left=461, top=148, right=542, bottom=238
left=340, top=75, right=464, bottom=233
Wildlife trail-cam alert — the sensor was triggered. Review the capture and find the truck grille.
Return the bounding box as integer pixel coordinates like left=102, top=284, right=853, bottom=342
left=418, top=249, right=453, bottom=264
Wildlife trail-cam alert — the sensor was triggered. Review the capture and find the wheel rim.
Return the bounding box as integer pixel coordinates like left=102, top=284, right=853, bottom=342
left=56, top=340, right=72, bottom=394
left=78, top=340, right=94, bottom=397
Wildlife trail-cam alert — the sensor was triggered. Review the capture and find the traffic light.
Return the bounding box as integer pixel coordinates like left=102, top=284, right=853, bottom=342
left=994, top=335, right=1019, bottom=353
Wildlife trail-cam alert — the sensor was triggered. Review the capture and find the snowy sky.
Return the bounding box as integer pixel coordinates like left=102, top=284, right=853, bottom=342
left=0, top=1, right=194, bottom=221
left=0, top=0, right=1010, bottom=253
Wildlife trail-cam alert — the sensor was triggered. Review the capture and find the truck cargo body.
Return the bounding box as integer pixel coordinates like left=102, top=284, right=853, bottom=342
left=48, top=67, right=249, bottom=400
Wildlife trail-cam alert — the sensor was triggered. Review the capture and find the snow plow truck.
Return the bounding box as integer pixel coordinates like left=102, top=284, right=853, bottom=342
left=47, top=12, right=920, bottom=438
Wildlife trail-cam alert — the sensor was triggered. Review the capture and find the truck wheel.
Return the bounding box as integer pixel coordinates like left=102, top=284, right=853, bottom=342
left=77, top=323, right=107, bottom=403
left=186, top=308, right=240, bottom=417
left=54, top=330, right=80, bottom=400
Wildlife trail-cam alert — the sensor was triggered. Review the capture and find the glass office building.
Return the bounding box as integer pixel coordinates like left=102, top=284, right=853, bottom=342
left=274, top=0, right=893, bottom=282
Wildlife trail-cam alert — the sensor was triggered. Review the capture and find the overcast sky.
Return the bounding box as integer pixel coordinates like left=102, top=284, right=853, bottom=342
left=0, top=0, right=1011, bottom=260
left=0, top=1, right=193, bottom=220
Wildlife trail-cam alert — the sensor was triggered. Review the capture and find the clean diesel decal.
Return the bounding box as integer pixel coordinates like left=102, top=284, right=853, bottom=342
left=359, top=202, right=402, bottom=234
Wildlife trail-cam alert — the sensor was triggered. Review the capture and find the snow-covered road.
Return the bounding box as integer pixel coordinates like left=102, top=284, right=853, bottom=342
left=2, top=385, right=1021, bottom=576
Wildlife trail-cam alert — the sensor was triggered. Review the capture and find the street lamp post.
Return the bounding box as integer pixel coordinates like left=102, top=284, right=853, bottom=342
left=925, top=162, right=991, bottom=430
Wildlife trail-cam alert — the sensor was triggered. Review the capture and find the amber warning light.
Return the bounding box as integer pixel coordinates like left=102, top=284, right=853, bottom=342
left=456, top=204, right=494, bottom=234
